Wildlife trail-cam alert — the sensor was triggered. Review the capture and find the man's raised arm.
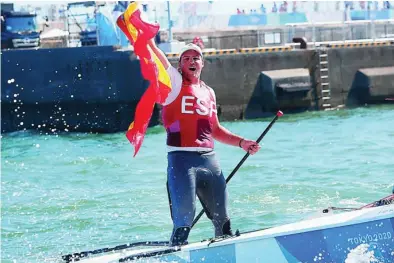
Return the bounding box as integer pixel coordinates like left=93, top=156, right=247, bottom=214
left=148, top=39, right=171, bottom=70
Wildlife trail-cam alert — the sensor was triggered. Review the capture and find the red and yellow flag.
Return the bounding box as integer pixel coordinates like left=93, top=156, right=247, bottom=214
left=117, top=2, right=172, bottom=156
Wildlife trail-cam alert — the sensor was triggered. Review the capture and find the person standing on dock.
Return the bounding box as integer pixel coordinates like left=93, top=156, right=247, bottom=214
left=148, top=39, right=261, bottom=246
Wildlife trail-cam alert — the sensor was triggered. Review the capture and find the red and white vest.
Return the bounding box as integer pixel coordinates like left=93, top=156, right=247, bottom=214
left=162, top=81, right=217, bottom=151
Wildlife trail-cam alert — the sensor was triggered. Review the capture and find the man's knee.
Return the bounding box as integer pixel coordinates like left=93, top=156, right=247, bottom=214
left=170, top=226, right=191, bottom=246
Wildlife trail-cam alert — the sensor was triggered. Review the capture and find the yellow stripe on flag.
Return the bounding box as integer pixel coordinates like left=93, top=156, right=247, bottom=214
left=123, top=2, right=171, bottom=89
left=123, top=2, right=139, bottom=42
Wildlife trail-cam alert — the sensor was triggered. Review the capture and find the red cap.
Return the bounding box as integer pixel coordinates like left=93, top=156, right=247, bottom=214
left=276, top=111, right=284, bottom=117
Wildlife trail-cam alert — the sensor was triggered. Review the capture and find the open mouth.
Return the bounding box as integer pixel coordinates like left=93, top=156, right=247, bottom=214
left=189, top=66, right=196, bottom=71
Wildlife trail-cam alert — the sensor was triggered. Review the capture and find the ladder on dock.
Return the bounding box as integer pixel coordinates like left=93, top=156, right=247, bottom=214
left=318, top=48, right=331, bottom=110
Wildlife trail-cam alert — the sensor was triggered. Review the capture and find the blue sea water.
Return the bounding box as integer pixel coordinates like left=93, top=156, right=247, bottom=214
left=1, top=105, right=394, bottom=263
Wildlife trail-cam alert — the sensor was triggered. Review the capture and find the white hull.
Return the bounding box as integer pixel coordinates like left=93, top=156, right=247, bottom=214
left=71, top=204, right=394, bottom=263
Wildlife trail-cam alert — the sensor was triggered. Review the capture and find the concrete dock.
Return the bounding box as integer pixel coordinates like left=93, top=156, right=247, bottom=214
left=1, top=41, right=394, bottom=133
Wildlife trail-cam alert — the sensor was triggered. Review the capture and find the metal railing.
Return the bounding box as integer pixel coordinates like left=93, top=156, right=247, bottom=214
left=176, top=19, right=394, bottom=50
left=271, top=19, right=394, bottom=45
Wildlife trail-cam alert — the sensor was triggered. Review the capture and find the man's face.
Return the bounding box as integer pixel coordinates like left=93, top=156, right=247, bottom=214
left=179, top=50, right=204, bottom=81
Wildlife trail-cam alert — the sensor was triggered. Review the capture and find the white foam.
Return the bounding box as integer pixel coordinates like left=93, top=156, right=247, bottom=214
left=345, top=244, right=380, bottom=263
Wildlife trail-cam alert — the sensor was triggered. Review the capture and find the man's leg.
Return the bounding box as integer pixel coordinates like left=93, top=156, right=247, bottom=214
left=196, top=153, right=232, bottom=237
left=167, top=152, right=197, bottom=246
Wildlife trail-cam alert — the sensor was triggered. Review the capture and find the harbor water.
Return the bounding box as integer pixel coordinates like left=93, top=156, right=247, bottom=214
left=2, top=105, right=394, bottom=263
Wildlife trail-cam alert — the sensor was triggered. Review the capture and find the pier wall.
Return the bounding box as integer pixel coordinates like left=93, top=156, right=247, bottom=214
left=2, top=44, right=394, bottom=133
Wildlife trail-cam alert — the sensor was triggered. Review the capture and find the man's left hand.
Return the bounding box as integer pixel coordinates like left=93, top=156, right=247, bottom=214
left=240, top=139, right=261, bottom=155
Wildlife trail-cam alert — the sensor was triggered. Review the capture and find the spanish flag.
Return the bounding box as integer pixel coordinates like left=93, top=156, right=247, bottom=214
left=117, top=2, right=172, bottom=156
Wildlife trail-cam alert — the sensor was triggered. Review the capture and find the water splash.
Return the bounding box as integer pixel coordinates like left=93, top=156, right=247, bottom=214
left=345, top=244, right=380, bottom=263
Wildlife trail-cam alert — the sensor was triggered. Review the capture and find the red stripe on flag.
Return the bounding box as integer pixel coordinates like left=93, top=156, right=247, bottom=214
left=118, top=5, right=172, bottom=156
left=116, top=15, right=135, bottom=45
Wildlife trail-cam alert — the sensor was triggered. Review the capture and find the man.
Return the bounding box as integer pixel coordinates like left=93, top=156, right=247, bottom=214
left=148, top=39, right=261, bottom=246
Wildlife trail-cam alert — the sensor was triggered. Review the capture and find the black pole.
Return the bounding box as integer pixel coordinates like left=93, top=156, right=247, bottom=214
left=191, top=111, right=283, bottom=229
left=62, top=241, right=170, bottom=262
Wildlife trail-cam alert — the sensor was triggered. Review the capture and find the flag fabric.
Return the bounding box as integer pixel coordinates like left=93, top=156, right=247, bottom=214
left=117, top=2, right=172, bottom=157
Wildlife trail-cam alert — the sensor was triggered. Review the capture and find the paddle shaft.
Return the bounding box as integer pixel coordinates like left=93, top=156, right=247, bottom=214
left=191, top=111, right=283, bottom=229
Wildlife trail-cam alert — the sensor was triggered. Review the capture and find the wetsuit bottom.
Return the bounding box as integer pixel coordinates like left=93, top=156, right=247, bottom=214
left=167, top=151, right=232, bottom=246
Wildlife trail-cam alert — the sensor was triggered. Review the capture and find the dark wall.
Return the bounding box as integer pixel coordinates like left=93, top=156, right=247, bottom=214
left=348, top=66, right=394, bottom=106
left=2, top=45, right=394, bottom=134
left=327, top=46, right=394, bottom=107
left=1, top=46, right=154, bottom=133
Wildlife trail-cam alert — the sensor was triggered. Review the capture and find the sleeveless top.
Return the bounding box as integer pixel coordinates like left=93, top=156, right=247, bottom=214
left=162, top=66, right=217, bottom=152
